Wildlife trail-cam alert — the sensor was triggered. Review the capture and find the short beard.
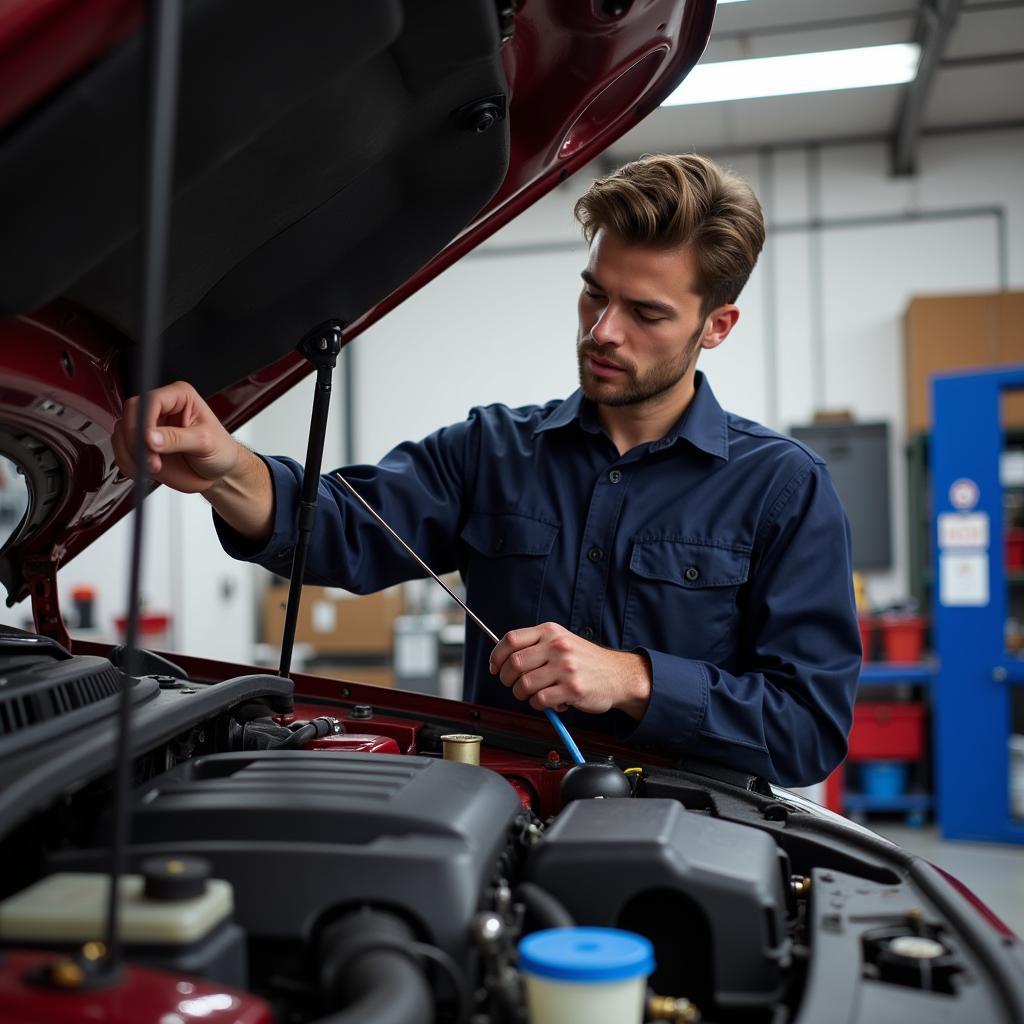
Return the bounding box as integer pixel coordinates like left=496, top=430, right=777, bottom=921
left=578, top=324, right=703, bottom=407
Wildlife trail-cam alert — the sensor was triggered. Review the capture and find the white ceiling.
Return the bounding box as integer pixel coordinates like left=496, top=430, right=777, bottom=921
left=608, top=0, right=1024, bottom=160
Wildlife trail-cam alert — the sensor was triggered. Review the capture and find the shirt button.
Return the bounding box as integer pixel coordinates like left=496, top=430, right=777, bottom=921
left=608, top=469, right=623, bottom=484
left=494, top=537, right=505, bottom=553
left=579, top=626, right=594, bottom=640
left=588, top=546, right=603, bottom=563
left=684, top=566, right=700, bottom=582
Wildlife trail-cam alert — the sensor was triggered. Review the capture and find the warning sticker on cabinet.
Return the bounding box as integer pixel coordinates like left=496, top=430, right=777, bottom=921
left=937, top=512, right=989, bottom=550
left=939, top=551, right=989, bottom=607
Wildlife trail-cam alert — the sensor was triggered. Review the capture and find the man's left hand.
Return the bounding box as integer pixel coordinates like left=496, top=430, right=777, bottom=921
left=489, top=622, right=652, bottom=720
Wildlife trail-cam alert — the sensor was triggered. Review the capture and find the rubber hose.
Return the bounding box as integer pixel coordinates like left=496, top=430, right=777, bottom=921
left=313, top=908, right=433, bottom=1024
left=516, top=882, right=575, bottom=931
left=278, top=722, right=318, bottom=749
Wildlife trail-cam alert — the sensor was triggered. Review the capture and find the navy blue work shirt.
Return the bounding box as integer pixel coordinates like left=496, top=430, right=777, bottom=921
left=217, top=373, right=860, bottom=786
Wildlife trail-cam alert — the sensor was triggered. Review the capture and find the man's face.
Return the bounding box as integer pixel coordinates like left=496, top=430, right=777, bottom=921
left=576, top=230, right=707, bottom=407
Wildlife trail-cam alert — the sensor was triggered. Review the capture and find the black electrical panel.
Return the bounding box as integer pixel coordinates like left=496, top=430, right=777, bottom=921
left=790, top=421, right=892, bottom=571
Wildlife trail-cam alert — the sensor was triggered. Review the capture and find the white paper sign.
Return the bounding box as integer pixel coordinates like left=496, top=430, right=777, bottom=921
left=394, top=632, right=438, bottom=676
left=938, top=512, right=990, bottom=550
left=939, top=551, right=990, bottom=606
left=311, top=600, right=336, bottom=632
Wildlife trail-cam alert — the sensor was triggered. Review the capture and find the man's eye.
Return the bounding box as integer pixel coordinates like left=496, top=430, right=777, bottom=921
left=635, top=309, right=663, bottom=323
left=584, top=289, right=604, bottom=300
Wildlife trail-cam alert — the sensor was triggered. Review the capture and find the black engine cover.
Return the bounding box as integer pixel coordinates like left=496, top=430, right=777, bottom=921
left=526, top=798, right=788, bottom=1007
left=65, top=751, right=522, bottom=961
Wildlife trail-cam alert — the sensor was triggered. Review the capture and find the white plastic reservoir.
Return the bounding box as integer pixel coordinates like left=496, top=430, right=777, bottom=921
left=518, top=926, right=654, bottom=1024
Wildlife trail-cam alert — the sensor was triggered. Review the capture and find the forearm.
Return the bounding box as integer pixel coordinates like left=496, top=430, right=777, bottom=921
left=204, top=444, right=274, bottom=543
left=614, top=650, right=653, bottom=721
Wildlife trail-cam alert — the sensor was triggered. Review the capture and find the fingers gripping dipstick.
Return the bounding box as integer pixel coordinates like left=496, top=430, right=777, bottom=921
left=335, top=474, right=585, bottom=765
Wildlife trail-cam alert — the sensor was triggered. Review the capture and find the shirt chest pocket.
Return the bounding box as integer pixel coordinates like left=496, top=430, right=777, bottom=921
left=459, top=513, right=559, bottom=637
left=623, top=538, right=751, bottom=662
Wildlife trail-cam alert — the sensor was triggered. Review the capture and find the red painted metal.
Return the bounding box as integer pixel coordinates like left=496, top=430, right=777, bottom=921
left=934, top=866, right=1018, bottom=939
left=302, top=732, right=401, bottom=755
left=0, top=0, right=141, bottom=127
left=0, top=951, right=272, bottom=1024
left=503, top=775, right=538, bottom=811
left=0, top=304, right=132, bottom=609
left=284, top=700, right=422, bottom=754
left=23, top=558, right=69, bottom=648
left=286, top=697, right=579, bottom=818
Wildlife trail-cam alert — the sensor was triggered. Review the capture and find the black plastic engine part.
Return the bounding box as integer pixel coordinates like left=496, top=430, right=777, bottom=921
left=516, top=882, right=574, bottom=932
left=559, top=761, right=632, bottom=802
left=525, top=797, right=788, bottom=1009
left=54, top=751, right=522, bottom=963
left=141, top=855, right=211, bottom=901
left=316, top=908, right=431, bottom=1024
left=107, top=645, right=187, bottom=681
left=797, top=867, right=1014, bottom=1024
left=121, top=918, right=248, bottom=990
left=278, top=716, right=343, bottom=749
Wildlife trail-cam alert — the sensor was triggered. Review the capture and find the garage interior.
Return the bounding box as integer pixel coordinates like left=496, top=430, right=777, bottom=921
left=2, top=0, right=1023, bottom=939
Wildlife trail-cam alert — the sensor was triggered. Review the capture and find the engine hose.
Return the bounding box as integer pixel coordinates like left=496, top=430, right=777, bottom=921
left=278, top=722, right=318, bottom=749
left=516, top=882, right=575, bottom=932
left=278, top=716, right=341, bottom=749
left=314, top=908, right=434, bottom=1024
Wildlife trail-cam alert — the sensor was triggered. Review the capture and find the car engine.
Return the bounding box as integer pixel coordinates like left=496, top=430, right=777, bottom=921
left=0, top=631, right=1020, bottom=1024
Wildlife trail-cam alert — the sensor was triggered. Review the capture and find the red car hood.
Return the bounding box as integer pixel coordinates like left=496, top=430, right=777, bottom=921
left=0, top=0, right=714, bottom=615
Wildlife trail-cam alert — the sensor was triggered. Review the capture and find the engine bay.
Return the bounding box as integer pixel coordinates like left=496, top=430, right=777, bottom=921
left=0, top=629, right=1021, bottom=1023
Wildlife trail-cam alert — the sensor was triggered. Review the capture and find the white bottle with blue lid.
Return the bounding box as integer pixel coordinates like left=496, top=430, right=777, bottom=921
left=518, top=926, right=655, bottom=1024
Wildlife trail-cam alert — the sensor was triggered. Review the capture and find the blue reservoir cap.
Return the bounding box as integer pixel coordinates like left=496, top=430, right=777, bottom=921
left=518, top=927, right=655, bottom=983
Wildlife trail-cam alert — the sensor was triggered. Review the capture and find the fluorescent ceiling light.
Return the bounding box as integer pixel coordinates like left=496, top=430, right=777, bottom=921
left=662, top=43, right=921, bottom=106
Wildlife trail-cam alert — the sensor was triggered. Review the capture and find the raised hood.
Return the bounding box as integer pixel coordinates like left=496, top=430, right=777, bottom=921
left=0, top=0, right=714, bottom=611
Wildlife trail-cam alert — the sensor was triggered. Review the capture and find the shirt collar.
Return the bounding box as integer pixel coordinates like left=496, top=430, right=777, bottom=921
left=534, top=372, right=730, bottom=461
left=671, top=371, right=729, bottom=460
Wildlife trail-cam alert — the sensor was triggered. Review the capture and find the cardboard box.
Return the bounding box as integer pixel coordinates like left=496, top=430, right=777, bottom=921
left=905, top=290, right=1024, bottom=432
left=306, top=663, right=394, bottom=688
left=262, top=584, right=404, bottom=655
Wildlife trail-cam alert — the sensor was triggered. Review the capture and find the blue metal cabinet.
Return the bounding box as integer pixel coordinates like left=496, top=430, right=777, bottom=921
left=931, top=366, right=1024, bottom=844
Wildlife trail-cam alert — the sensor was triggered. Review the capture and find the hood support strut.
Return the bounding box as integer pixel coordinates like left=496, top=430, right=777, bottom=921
left=278, top=321, right=345, bottom=679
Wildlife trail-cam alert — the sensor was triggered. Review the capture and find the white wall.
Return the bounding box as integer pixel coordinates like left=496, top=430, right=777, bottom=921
left=352, top=127, right=1024, bottom=607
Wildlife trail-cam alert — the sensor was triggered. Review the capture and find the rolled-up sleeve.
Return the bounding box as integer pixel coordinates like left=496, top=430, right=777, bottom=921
left=625, top=462, right=860, bottom=787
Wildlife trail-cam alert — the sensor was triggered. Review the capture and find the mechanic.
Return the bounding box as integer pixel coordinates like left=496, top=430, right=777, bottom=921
left=112, top=154, right=860, bottom=787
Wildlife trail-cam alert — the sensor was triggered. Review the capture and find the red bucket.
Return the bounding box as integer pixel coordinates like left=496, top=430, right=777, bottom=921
left=114, top=611, right=172, bottom=648
left=858, top=616, right=875, bottom=663
left=879, top=614, right=926, bottom=664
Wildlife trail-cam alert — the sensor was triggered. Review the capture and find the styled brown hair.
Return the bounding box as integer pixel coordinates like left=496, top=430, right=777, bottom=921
left=574, top=154, right=765, bottom=317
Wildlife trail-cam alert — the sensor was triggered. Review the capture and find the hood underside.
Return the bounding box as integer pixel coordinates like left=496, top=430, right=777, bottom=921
left=0, top=0, right=714, bottom=606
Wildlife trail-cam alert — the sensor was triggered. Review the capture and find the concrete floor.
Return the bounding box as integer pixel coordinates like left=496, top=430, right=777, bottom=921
left=873, top=823, right=1024, bottom=937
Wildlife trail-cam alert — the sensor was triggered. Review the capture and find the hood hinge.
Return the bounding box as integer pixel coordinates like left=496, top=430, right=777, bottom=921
left=24, top=559, right=70, bottom=649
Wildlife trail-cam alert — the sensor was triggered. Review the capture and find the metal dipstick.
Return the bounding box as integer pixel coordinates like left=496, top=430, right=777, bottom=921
left=335, top=473, right=585, bottom=765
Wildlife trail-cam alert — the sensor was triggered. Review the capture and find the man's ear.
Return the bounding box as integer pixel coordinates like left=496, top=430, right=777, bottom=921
left=701, top=304, right=740, bottom=351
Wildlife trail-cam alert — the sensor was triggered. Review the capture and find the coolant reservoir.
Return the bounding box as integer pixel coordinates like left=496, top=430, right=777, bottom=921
left=0, top=861, right=245, bottom=985
left=0, top=869, right=231, bottom=944
left=518, top=926, right=654, bottom=1024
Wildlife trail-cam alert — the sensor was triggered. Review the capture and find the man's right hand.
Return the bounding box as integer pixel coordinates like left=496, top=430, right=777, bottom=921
left=112, top=381, right=274, bottom=543
left=112, top=381, right=240, bottom=494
